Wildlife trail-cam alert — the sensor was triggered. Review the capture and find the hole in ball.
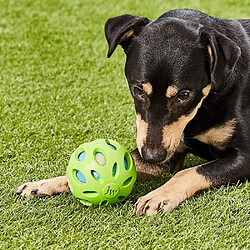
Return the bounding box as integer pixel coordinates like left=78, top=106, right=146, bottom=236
left=78, top=151, right=85, bottom=161
left=112, top=163, right=117, bottom=176
left=108, top=144, right=116, bottom=150
left=124, top=156, right=128, bottom=170
left=118, top=196, right=126, bottom=201
left=83, top=191, right=98, bottom=197
left=105, top=139, right=117, bottom=150
left=79, top=199, right=92, bottom=206
left=95, top=152, right=106, bottom=166
left=123, top=177, right=132, bottom=187
left=91, top=170, right=101, bottom=180
left=76, top=170, right=86, bottom=183
left=100, top=200, right=109, bottom=207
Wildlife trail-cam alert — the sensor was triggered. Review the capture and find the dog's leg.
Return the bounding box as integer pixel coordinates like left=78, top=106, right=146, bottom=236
left=16, top=176, right=70, bottom=197
left=16, top=149, right=185, bottom=197
left=135, top=151, right=250, bottom=216
left=131, top=148, right=186, bottom=180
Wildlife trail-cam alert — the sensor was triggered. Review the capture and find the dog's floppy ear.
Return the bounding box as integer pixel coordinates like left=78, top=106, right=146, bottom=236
left=105, top=14, right=149, bottom=58
left=199, top=26, right=241, bottom=90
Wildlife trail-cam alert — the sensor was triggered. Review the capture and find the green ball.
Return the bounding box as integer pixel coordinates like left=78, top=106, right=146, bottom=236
left=67, top=139, right=137, bottom=206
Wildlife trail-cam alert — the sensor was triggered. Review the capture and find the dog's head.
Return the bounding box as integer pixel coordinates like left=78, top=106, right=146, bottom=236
left=105, top=14, right=240, bottom=164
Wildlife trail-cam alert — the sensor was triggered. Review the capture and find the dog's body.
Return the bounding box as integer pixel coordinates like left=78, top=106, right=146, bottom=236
left=17, top=9, right=250, bottom=216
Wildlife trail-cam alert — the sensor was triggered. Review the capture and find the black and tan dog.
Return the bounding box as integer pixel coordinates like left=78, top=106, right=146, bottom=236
left=17, top=9, right=250, bottom=216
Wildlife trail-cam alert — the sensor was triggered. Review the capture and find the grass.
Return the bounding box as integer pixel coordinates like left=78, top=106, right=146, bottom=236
left=0, top=0, right=249, bottom=248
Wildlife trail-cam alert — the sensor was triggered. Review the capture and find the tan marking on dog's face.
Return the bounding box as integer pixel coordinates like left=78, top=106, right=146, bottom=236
left=136, top=114, right=148, bottom=156
left=121, top=29, right=134, bottom=41
left=207, top=44, right=213, bottom=63
left=162, top=84, right=211, bottom=161
left=166, top=86, right=179, bottom=98
left=202, top=84, right=211, bottom=96
left=194, top=119, right=236, bottom=150
left=142, top=82, right=153, bottom=96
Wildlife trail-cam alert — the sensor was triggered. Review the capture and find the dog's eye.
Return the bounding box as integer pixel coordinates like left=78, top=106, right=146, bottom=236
left=177, top=91, right=190, bottom=101
left=133, top=86, right=145, bottom=99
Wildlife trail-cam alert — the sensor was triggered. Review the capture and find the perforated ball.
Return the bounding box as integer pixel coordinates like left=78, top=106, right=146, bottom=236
left=66, top=139, right=137, bottom=206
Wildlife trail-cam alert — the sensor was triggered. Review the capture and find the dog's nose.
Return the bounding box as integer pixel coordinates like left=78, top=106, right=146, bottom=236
left=142, top=147, right=167, bottom=164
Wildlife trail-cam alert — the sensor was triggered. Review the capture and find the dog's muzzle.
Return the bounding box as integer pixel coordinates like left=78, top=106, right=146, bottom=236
left=141, top=146, right=167, bottom=164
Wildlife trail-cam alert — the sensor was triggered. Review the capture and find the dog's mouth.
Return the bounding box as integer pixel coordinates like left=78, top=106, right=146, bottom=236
left=140, top=138, right=183, bottom=165
left=141, top=149, right=173, bottom=165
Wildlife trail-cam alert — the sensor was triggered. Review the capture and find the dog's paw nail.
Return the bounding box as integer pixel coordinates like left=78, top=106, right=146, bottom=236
left=16, top=184, right=27, bottom=195
left=31, top=189, right=38, bottom=195
left=163, top=200, right=169, bottom=206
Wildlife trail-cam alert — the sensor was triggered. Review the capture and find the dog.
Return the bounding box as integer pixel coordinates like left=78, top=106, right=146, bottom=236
left=16, top=9, right=250, bottom=216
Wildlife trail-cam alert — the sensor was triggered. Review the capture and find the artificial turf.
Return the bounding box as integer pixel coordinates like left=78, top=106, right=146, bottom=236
left=0, top=0, right=249, bottom=248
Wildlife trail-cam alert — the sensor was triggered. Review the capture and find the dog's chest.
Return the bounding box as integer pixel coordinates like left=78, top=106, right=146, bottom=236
left=193, top=119, right=237, bottom=150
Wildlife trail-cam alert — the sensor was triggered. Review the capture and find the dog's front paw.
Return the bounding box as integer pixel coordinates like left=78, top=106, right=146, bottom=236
left=135, top=187, right=182, bottom=216
left=135, top=166, right=212, bottom=216
left=16, top=176, right=69, bottom=197
left=16, top=180, right=49, bottom=197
